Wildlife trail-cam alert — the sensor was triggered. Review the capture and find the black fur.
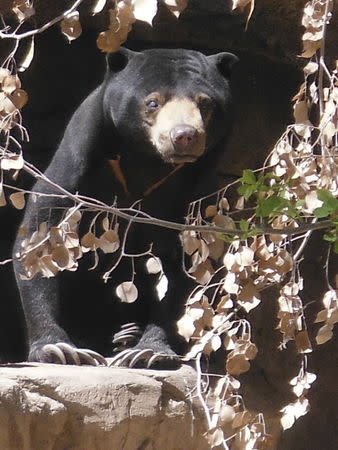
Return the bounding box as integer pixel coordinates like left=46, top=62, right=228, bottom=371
left=13, top=48, right=238, bottom=367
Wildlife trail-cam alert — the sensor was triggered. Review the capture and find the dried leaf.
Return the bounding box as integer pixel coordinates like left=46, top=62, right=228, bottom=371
left=102, top=216, right=110, bottom=231
left=99, top=230, right=119, bottom=253
left=132, top=0, right=157, bottom=25
left=232, top=410, right=252, bottom=428
left=181, top=232, right=200, bottom=255
left=92, top=0, right=107, bottom=15
left=116, top=281, right=138, bottom=303
left=146, top=256, right=162, bottom=274
left=244, top=342, right=258, bottom=360
left=316, top=324, right=333, bottom=345
left=206, top=428, right=224, bottom=447
left=52, top=246, right=70, bottom=269
left=220, top=404, right=236, bottom=424
left=10, top=88, right=28, bottom=109
left=61, top=11, right=82, bottom=42
left=97, top=30, right=121, bottom=53
left=2, top=75, right=20, bottom=94
left=223, top=272, right=239, bottom=294
left=0, top=184, right=6, bottom=207
left=304, top=61, right=318, bottom=75
left=164, top=0, right=188, bottom=18
left=1, top=154, right=24, bottom=170
left=205, top=204, right=217, bottom=218
left=314, top=309, right=328, bottom=323
left=226, top=353, right=250, bottom=376
left=9, top=191, right=25, bottom=209
left=177, top=314, right=195, bottom=342
left=81, top=232, right=97, bottom=252
left=295, top=330, right=312, bottom=353
left=18, top=37, right=35, bottom=72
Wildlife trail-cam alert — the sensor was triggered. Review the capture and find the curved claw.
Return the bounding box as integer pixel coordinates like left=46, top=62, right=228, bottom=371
left=109, top=347, right=179, bottom=369
left=78, top=348, right=108, bottom=366
left=120, top=322, right=138, bottom=330
left=109, top=348, right=141, bottom=367
left=113, top=333, right=140, bottom=344
left=41, top=344, right=67, bottom=364
left=129, top=349, right=154, bottom=367
left=37, top=343, right=107, bottom=366
left=146, top=352, right=166, bottom=368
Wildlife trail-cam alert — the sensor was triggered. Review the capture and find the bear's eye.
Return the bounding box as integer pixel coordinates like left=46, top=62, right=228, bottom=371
left=146, top=99, right=159, bottom=110
left=198, top=98, right=212, bottom=114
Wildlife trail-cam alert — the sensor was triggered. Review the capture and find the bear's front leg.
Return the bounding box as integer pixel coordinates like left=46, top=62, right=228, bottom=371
left=14, top=269, right=107, bottom=366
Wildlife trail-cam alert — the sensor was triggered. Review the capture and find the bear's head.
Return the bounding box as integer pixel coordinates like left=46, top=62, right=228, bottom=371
left=103, top=48, right=238, bottom=164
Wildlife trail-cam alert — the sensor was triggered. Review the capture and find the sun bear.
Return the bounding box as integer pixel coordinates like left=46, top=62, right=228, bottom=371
left=13, top=47, right=238, bottom=368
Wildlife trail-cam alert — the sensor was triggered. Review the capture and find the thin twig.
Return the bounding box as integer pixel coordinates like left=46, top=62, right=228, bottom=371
left=0, top=0, right=85, bottom=40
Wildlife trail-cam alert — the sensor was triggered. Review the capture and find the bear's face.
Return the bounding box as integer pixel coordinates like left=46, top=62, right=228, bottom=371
left=103, top=48, right=238, bottom=164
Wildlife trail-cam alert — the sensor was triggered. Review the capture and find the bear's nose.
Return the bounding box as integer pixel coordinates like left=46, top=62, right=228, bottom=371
left=170, top=125, right=198, bottom=151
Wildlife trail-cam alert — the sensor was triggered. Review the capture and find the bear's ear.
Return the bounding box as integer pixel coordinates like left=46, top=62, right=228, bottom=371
left=207, top=52, right=239, bottom=78
left=106, top=47, right=139, bottom=72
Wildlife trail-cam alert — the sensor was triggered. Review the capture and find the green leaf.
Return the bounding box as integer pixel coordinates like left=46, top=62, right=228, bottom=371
left=315, top=189, right=338, bottom=217
left=239, top=220, right=249, bottom=232
left=314, top=205, right=332, bottom=218
left=256, top=195, right=288, bottom=218
left=240, top=169, right=256, bottom=185
left=238, top=183, right=257, bottom=200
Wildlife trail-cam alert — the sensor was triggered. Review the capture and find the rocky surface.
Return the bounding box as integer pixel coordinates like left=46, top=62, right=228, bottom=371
left=0, top=363, right=209, bottom=450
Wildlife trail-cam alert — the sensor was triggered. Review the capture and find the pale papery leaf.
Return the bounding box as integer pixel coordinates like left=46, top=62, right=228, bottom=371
left=220, top=404, right=236, bottom=424
left=205, top=204, right=217, bottom=218
left=304, top=61, right=318, bottom=75
left=81, top=232, right=97, bottom=251
left=0, top=185, right=6, bottom=207
left=96, top=30, right=121, bottom=53
left=192, top=259, right=214, bottom=285
left=187, top=306, right=205, bottom=321
left=2, top=75, right=20, bottom=94
left=206, top=428, right=224, bottom=447
left=99, top=230, right=119, bottom=254
left=295, top=330, right=312, bottom=354
left=92, top=0, right=107, bottom=15
left=181, top=232, right=200, bottom=255
left=116, top=281, right=138, bottom=303
left=132, top=0, right=157, bottom=25
left=51, top=245, right=71, bottom=269
left=316, top=324, right=333, bottom=344
left=64, top=232, right=79, bottom=249
left=61, top=11, right=82, bottom=42
left=223, top=272, right=239, bottom=294
left=219, top=197, right=230, bottom=211
left=39, top=255, right=59, bottom=278
left=1, top=154, right=24, bottom=170
left=232, top=410, right=252, bottom=429
left=304, top=190, right=323, bottom=213
left=0, top=68, right=10, bottom=82
left=10, top=89, right=28, bottom=109
left=244, top=342, right=258, bottom=360
left=9, top=191, right=25, bottom=209
left=102, top=216, right=109, bottom=231
left=164, top=0, right=188, bottom=18
left=322, top=290, right=337, bottom=309
left=226, top=353, right=250, bottom=376
left=177, top=314, right=195, bottom=342
left=146, top=256, right=162, bottom=274
left=314, top=309, right=328, bottom=323
left=238, top=246, right=255, bottom=267
left=18, top=36, right=35, bottom=72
